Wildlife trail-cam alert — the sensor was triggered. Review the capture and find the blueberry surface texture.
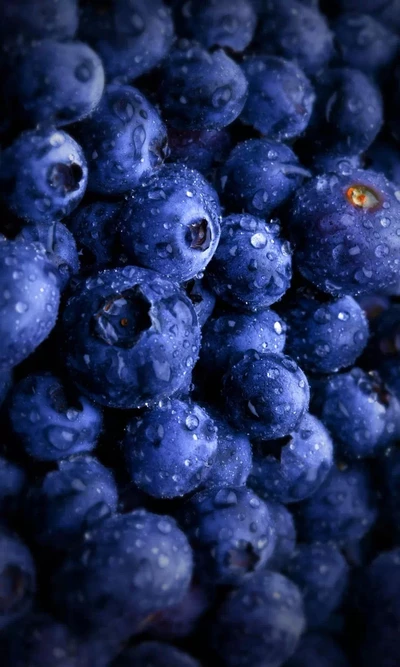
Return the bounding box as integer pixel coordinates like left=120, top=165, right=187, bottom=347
left=66, top=200, right=122, bottom=271
left=123, top=399, right=218, bottom=498
left=223, top=350, right=310, bottom=440
left=0, top=240, right=60, bottom=372
left=207, top=215, right=292, bottom=312
left=219, top=139, right=310, bottom=219
left=0, top=128, right=88, bottom=224
left=9, top=373, right=103, bottom=461
left=160, top=41, right=248, bottom=130
left=61, top=266, right=201, bottom=408
left=119, top=164, right=221, bottom=283
left=179, top=0, right=256, bottom=53
left=182, top=486, right=276, bottom=586
left=241, top=56, right=315, bottom=141
left=74, top=84, right=168, bottom=195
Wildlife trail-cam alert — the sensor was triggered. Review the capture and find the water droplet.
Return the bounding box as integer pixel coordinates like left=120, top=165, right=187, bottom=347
left=212, top=85, right=232, bottom=108
left=15, top=302, right=28, bottom=313
left=250, top=232, right=267, bottom=249
left=185, top=414, right=199, bottom=431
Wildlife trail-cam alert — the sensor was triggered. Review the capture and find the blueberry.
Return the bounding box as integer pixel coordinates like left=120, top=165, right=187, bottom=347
left=12, top=40, right=105, bottom=127
left=113, top=641, right=200, bottom=667
left=289, top=170, right=400, bottom=296
left=0, top=128, right=88, bottom=224
left=16, top=221, right=79, bottom=292
left=357, top=548, right=400, bottom=667
left=306, top=68, right=383, bottom=158
left=333, top=0, right=400, bottom=32
left=51, top=510, right=193, bottom=636
left=0, top=458, right=26, bottom=523
left=0, top=530, right=36, bottom=631
left=201, top=411, right=253, bottom=489
left=283, top=288, right=369, bottom=374
left=285, top=633, right=351, bottom=667
left=160, top=41, right=248, bottom=130
left=2, top=611, right=117, bottom=667
left=0, top=240, right=60, bottom=372
left=317, top=368, right=400, bottom=459
left=119, top=164, right=221, bottom=283
left=285, top=543, right=349, bottom=629
left=249, top=412, right=333, bottom=504
left=241, top=56, right=315, bottom=141
left=74, top=84, right=168, bottom=196
left=311, top=152, right=362, bottom=176
left=168, top=127, right=232, bottom=176
left=223, top=350, right=310, bottom=440
left=266, top=501, right=297, bottom=571
left=181, top=486, right=276, bottom=586
left=219, top=139, right=310, bottom=219
left=180, top=0, right=257, bottom=53
left=28, top=455, right=118, bottom=549
left=9, top=373, right=103, bottom=462
left=124, top=399, right=218, bottom=498
left=255, top=0, right=334, bottom=76
left=184, top=278, right=216, bottom=327
left=0, top=0, right=78, bottom=43
left=297, top=463, right=378, bottom=546
left=333, top=13, right=399, bottom=76
left=61, top=266, right=201, bottom=408
left=208, top=215, right=292, bottom=312
left=199, top=310, right=287, bottom=381
left=211, top=570, right=305, bottom=667
left=79, top=0, right=175, bottom=83
left=66, top=200, right=122, bottom=271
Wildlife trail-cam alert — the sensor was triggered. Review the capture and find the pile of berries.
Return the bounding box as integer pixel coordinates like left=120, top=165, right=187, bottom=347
left=1, top=0, right=400, bottom=665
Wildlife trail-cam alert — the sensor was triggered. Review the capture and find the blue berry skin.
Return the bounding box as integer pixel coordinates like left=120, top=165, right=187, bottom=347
left=180, top=0, right=257, bottom=53
left=144, top=583, right=211, bottom=640
left=0, top=240, right=60, bottom=372
left=9, top=373, right=103, bottom=462
left=74, top=84, right=168, bottom=196
left=357, top=548, right=400, bottom=667
left=312, top=152, right=362, bottom=176
left=0, top=530, right=36, bottom=631
left=208, top=215, right=292, bottom=312
left=168, top=128, right=232, bottom=176
left=297, top=463, right=378, bottom=546
left=289, top=170, right=400, bottom=297
left=334, top=0, right=400, bottom=32
left=51, top=510, right=193, bottom=635
left=306, top=68, right=383, bottom=158
left=333, top=14, right=399, bottom=77
left=182, top=486, right=276, bottom=586
left=285, top=543, right=349, bottom=629
left=266, top=501, right=297, bottom=572
left=241, top=56, right=315, bottom=141
left=317, top=368, right=400, bottom=460
left=79, top=0, right=175, bottom=83
left=124, top=399, right=218, bottom=499
left=119, top=165, right=221, bottom=283
left=256, top=0, right=334, bottom=76
left=160, top=41, right=248, bottom=131
left=0, top=458, right=26, bottom=522
left=184, top=279, right=216, bottom=327
left=219, top=139, right=310, bottom=219
left=199, top=310, right=287, bottom=380
left=365, top=139, right=400, bottom=187
left=16, top=222, right=79, bottom=292
left=283, top=288, right=369, bottom=374
left=249, top=412, right=333, bottom=504
left=201, top=412, right=252, bottom=489
left=0, top=370, right=12, bottom=408
left=62, top=266, right=201, bottom=409
left=66, top=201, right=121, bottom=271
left=28, top=455, right=118, bottom=550
left=0, top=128, right=88, bottom=224
left=0, top=0, right=78, bottom=43
left=113, top=641, right=200, bottom=667
left=223, top=351, right=310, bottom=440
left=2, top=612, right=119, bottom=667
left=285, top=633, right=351, bottom=667
left=211, top=570, right=305, bottom=667
left=12, top=40, right=105, bottom=127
